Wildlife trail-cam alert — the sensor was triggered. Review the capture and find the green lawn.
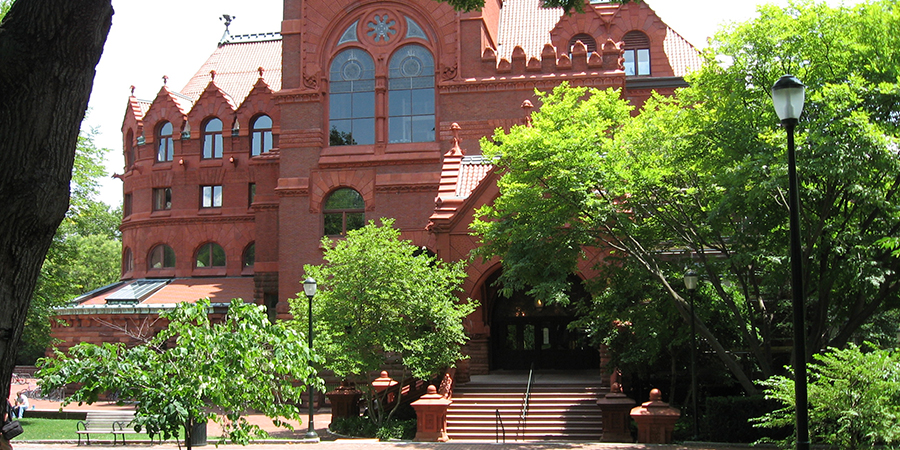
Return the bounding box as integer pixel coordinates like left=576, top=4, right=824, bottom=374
left=15, top=418, right=186, bottom=442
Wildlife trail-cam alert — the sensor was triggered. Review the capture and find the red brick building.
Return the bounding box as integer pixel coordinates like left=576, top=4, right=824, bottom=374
left=54, top=0, right=701, bottom=380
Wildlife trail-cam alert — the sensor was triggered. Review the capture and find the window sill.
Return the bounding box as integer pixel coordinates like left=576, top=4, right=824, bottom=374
left=192, top=267, right=227, bottom=277
left=198, top=208, right=223, bottom=215
left=199, top=159, right=224, bottom=168
left=150, top=210, right=172, bottom=218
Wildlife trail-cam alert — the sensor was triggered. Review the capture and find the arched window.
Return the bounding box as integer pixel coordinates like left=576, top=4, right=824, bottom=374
left=149, top=244, right=176, bottom=269
left=243, top=242, right=255, bottom=268
left=323, top=188, right=365, bottom=236
left=622, top=30, right=651, bottom=76
left=125, top=129, right=135, bottom=167
left=388, top=44, right=435, bottom=143
left=123, top=248, right=133, bottom=273
left=329, top=48, right=376, bottom=146
left=196, top=242, right=226, bottom=268
left=203, top=118, right=223, bottom=159
left=156, top=122, right=174, bottom=162
left=251, top=115, right=273, bottom=156
left=568, top=33, right=597, bottom=55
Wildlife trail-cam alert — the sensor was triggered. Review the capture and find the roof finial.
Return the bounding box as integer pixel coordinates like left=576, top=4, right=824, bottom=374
left=258, top=67, right=265, bottom=79
left=521, top=99, right=534, bottom=127
left=162, top=75, right=168, bottom=86
left=445, top=123, right=464, bottom=157
left=210, top=70, right=216, bottom=81
left=130, top=85, right=135, bottom=96
left=219, top=14, right=236, bottom=46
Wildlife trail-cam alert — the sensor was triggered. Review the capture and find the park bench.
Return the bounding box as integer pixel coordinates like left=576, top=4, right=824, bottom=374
left=76, top=411, right=139, bottom=445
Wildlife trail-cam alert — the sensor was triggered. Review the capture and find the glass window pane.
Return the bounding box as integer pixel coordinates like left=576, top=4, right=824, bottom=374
left=352, top=118, right=375, bottom=145
left=623, top=49, right=635, bottom=76
left=324, top=213, right=343, bottom=235
left=637, top=49, right=650, bottom=75
left=202, top=187, right=212, bottom=208
left=410, top=88, right=434, bottom=115
left=389, top=90, right=411, bottom=116
left=164, top=246, right=176, bottom=267
left=330, top=121, right=357, bottom=146
left=330, top=93, right=352, bottom=119
left=197, top=245, right=210, bottom=267
left=324, top=188, right=364, bottom=209
left=389, top=116, right=411, bottom=143
left=243, top=243, right=255, bottom=267
left=346, top=212, right=365, bottom=232
left=352, top=91, right=375, bottom=118
left=411, top=115, right=435, bottom=143
left=212, top=244, right=226, bottom=266
left=213, top=186, right=223, bottom=207
left=214, top=135, right=223, bottom=158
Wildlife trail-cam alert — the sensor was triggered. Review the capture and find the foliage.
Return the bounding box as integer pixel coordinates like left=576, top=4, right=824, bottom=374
left=702, top=395, right=789, bottom=443
left=438, top=0, right=635, bottom=13
left=36, top=299, right=321, bottom=450
left=290, top=218, right=476, bottom=427
left=11, top=418, right=171, bottom=442
left=21, top=128, right=121, bottom=364
left=472, top=0, right=900, bottom=395
left=330, top=416, right=417, bottom=440
left=0, top=0, right=11, bottom=20
left=753, top=344, right=900, bottom=449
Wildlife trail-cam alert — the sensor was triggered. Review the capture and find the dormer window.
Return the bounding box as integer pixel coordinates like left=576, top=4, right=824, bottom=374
left=202, top=118, right=223, bottom=159
left=622, top=31, right=651, bottom=76
left=156, top=121, right=174, bottom=162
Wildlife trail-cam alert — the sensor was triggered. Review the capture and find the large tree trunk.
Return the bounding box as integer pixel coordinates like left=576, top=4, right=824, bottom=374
left=0, top=0, right=112, bottom=400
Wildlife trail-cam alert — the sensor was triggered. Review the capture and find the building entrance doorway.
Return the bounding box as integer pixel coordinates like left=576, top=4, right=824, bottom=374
left=489, top=278, right=599, bottom=371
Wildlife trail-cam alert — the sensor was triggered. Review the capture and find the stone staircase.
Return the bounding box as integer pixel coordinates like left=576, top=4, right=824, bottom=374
left=446, top=373, right=607, bottom=441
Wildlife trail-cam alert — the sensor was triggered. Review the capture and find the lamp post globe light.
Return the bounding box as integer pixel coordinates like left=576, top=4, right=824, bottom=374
left=302, top=277, right=319, bottom=441
left=771, top=74, right=808, bottom=450
left=683, top=269, right=699, bottom=440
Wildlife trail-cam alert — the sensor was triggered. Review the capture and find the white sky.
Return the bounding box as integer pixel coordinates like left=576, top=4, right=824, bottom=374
left=84, top=0, right=858, bottom=207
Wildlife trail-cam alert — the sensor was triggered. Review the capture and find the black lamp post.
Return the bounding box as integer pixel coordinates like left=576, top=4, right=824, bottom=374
left=771, top=74, right=808, bottom=450
left=302, top=277, right=319, bottom=441
left=683, top=269, right=699, bottom=440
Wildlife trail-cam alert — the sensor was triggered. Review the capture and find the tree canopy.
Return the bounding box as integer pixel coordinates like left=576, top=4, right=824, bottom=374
left=472, top=0, right=900, bottom=395
left=291, top=219, right=476, bottom=426
left=37, top=299, right=320, bottom=449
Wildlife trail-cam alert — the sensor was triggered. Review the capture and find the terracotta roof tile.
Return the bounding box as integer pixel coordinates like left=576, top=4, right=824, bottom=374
left=456, top=155, right=494, bottom=198
left=180, top=37, right=282, bottom=106
left=497, top=0, right=563, bottom=61
left=663, top=27, right=703, bottom=77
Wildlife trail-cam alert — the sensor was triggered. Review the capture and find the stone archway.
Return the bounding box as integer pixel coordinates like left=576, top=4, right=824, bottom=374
left=487, top=274, right=599, bottom=371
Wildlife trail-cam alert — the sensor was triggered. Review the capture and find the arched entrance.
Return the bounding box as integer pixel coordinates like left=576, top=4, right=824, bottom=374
left=487, top=274, right=599, bottom=371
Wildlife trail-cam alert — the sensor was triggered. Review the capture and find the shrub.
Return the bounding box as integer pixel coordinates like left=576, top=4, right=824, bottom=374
left=702, top=395, right=789, bottom=443
left=753, top=343, right=900, bottom=449
left=329, top=416, right=416, bottom=441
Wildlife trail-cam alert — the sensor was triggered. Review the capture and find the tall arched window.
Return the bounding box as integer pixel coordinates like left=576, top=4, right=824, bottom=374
left=156, top=122, right=174, bottom=162
left=149, top=244, right=176, bottom=269
left=622, top=31, right=651, bottom=76
left=388, top=44, right=435, bottom=143
left=243, top=242, right=255, bottom=268
left=323, top=188, right=365, bottom=236
left=203, top=118, right=223, bottom=159
left=251, top=115, right=273, bottom=156
left=196, top=242, right=226, bottom=267
left=125, top=129, right=135, bottom=167
left=329, top=48, right=376, bottom=146
left=122, top=248, right=133, bottom=273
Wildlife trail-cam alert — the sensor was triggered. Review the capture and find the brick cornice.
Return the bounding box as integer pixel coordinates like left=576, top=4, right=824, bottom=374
left=439, top=75, right=625, bottom=94
left=120, top=215, right=254, bottom=231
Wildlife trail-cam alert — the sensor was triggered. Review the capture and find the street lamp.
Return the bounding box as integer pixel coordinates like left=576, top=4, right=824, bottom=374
left=302, top=277, right=319, bottom=441
left=771, top=74, right=808, bottom=450
left=683, top=269, right=699, bottom=440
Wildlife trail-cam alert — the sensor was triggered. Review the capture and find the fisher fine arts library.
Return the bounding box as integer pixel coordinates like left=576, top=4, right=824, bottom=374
left=53, top=0, right=701, bottom=383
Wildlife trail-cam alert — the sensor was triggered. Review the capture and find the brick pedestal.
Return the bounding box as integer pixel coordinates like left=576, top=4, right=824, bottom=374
left=325, top=382, right=362, bottom=425
left=410, top=385, right=452, bottom=442
left=597, top=388, right=636, bottom=442
left=630, top=389, right=680, bottom=444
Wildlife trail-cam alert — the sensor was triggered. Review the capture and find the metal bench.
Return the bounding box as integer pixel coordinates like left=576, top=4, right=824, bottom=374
left=75, top=411, right=138, bottom=445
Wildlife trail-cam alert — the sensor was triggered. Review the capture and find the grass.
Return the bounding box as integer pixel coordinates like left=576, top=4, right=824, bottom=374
left=14, top=418, right=185, bottom=442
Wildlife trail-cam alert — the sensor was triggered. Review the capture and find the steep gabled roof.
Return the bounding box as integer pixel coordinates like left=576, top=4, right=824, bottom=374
left=180, top=36, right=282, bottom=106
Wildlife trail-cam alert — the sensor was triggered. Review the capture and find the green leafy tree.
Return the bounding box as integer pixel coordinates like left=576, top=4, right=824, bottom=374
left=473, top=1, right=900, bottom=395
left=37, top=299, right=321, bottom=450
left=21, top=128, right=121, bottom=364
left=753, top=344, right=900, bottom=449
left=291, top=218, right=477, bottom=429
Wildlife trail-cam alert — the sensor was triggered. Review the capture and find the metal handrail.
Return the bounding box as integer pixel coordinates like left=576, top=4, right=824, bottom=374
left=495, top=409, right=505, bottom=443
left=517, top=363, right=535, bottom=440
